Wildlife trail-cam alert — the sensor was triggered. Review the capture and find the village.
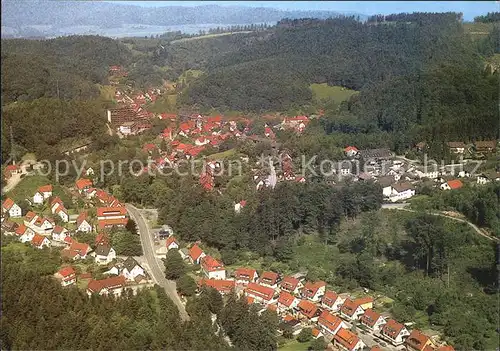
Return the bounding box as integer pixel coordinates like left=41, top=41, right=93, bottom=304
left=1, top=65, right=498, bottom=351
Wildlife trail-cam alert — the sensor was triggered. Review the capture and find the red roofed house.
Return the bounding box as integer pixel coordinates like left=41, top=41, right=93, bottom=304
left=31, top=216, right=55, bottom=235
left=318, top=310, right=348, bottom=336
left=440, top=179, right=463, bottom=191
left=166, top=236, right=179, bottom=251
left=97, top=207, right=128, bottom=230
left=302, top=280, right=326, bottom=302
left=333, top=327, right=366, bottom=351
left=277, top=291, right=299, bottom=312
left=32, top=185, right=53, bottom=205
left=95, top=233, right=110, bottom=246
left=280, top=276, right=303, bottom=294
left=321, top=290, right=348, bottom=312
left=2, top=198, right=21, bottom=218
left=344, top=146, right=359, bottom=158
left=75, top=178, right=93, bottom=193
left=86, top=275, right=126, bottom=297
left=52, top=225, right=69, bottom=242
left=4, top=164, right=20, bottom=179
left=55, top=266, right=77, bottom=286
left=380, top=319, right=410, bottom=346
left=200, top=279, right=235, bottom=295
left=15, top=224, right=35, bottom=243
left=359, top=308, right=386, bottom=332
left=76, top=211, right=92, bottom=232
left=245, top=282, right=276, bottom=305
left=234, top=267, right=258, bottom=284
left=340, top=297, right=374, bottom=320
left=54, top=205, right=69, bottom=223
left=311, top=328, right=323, bottom=339
left=405, top=330, right=434, bottom=351
left=188, top=244, right=206, bottom=264
left=259, top=271, right=279, bottom=288
left=31, top=233, right=51, bottom=249
left=62, top=241, right=92, bottom=260
left=50, top=196, right=64, bottom=213
left=201, top=255, right=226, bottom=280
left=98, top=218, right=129, bottom=230
left=297, top=299, right=320, bottom=321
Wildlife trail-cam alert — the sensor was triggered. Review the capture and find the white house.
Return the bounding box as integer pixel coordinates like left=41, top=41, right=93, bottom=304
left=16, top=224, right=35, bottom=243
left=2, top=198, right=22, bottom=218
left=31, top=234, right=51, bottom=249
left=122, top=257, right=145, bottom=281
left=94, top=244, right=116, bottom=265
left=380, top=319, right=410, bottom=346
left=318, top=310, right=348, bottom=336
left=302, top=281, right=326, bottom=302
left=33, top=185, right=53, bottom=204
left=340, top=298, right=366, bottom=320
left=55, top=266, right=77, bottom=287
left=277, top=291, right=299, bottom=312
left=33, top=191, right=45, bottom=205
left=389, top=183, right=416, bottom=202
left=87, top=276, right=126, bottom=297
left=245, top=282, right=276, bottom=305
left=359, top=309, right=386, bottom=332
left=333, top=328, right=366, bottom=351
left=280, top=276, right=303, bottom=295
left=201, top=255, right=226, bottom=280
left=165, top=236, right=179, bottom=251
left=52, top=225, right=69, bottom=242
left=76, top=212, right=92, bottom=232
left=31, top=217, right=55, bottom=235
left=54, top=206, right=69, bottom=223
left=321, top=291, right=348, bottom=312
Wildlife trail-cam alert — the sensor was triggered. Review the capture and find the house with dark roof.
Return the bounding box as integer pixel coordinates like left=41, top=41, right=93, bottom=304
left=93, top=244, right=116, bottom=265
left=121, top=257, right=145, bottom=281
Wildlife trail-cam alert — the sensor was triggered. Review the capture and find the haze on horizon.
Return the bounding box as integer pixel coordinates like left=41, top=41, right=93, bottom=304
left=109, top=1, right=499, bottom=21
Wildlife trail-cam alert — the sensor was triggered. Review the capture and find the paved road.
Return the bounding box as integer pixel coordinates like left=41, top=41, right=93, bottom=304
left=126, top=203, right=190, bottom=321
left=382, top=204, right=499, bottom=242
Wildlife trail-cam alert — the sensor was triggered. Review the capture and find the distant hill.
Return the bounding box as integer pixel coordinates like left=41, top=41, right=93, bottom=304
left=0, top=0, right=366, bottom=38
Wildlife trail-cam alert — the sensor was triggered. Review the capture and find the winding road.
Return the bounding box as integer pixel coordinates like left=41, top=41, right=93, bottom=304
left=382, top=203, right=499, bottom=242
left=126, top=204, right=190, bottom=321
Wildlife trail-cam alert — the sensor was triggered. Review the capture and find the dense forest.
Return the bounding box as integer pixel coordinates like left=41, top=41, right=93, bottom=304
left=474, top=12, right=500, bottom=23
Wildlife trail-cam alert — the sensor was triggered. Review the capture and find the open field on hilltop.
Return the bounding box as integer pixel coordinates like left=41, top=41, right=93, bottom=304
left=98, top=84, right=117, bottom=101
left=5, top=174, right=68, bottom=205
left=171, top=31, right=254, bottom=44
left=310, top=83, right=358, bottom=105
left=207, top=148, right=238, bottom=160
left=147, top=94, right=177, bottom=113
left=463, top=22, right=496, bottom=39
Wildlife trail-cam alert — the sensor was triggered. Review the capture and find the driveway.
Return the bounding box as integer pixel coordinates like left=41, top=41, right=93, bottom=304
left=126, top=203, right=190, bottom=321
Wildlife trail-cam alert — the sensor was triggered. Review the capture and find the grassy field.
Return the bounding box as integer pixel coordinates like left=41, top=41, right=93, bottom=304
left=21, top=153, right=37, bottom=162
left=279, top=340, right=312, bottom=351
left=207, top=148, right=238, bottom=160
left=463, top=22, right=495, bottom=40
left=98, top=84, right=117, bottom=101
left=171, top=31, right=253, bottom=44
left=310, top=83, right=358, bottom=105
left=178, top=69, right=204, bottom=85
left=147, top=94, right=178, bottom=113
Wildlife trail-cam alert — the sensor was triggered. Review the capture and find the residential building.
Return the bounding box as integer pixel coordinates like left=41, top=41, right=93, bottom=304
left=333, top=327, right=366, bottom=351
left=321, top=290, right=348, bottom=312
left=302, top=280, right=326, bottom=301
left=297, top=299, right=320, bottom=321
left=440, top=179, right=463, bottom=191
left=201, top=255, right=226, bottom=280
left=54, top=205, right=69, bottom=222
left=61, top=241, right=92, bottom=260
left=94, top=244, right=116, bottom=265
left=234, top=267, right=258, bottom=284
left=31, top=216, right=55, bottom=235
left=318, top=310, right=347, bottom=336
left=380, top=319, right=410, bottom=346
left=96, top=207, right=128, bottom=220
left=76, top=212, right=92, bottom=232
left=359, top=309, right=386, bottom=332
left=87, top=275, right=126, bottom=297
left=15, top=224, right=35, bottom=243
left=245, top=282, right=276, bottom=305
left=259, top=271, right=279, bottom=288
left=280, top=276, right=303, bottom=294
left=277, top=291, right=299, bottom=312
left=344, top=146, right=359, bottom=158
left=477, top=170, right=500, bottom=185
left=98, top=218, right=128, bottom=230
left=165, top=236, right=179, bottom=251
left=188, top=244, right=206, bottom=264
left=474, top=140, right=496, bottom=154
left=75, top=178, right=93, bottom=193
left=52, top=225, right=69, bottom=242
left=31, top=233, right=51, bottom=249
left=447, top=142, right=466, bottom=154
left=340, top=296, right=373, bottom=320
left=1, top=220, right=19, bottom=235
left=405, top=330, right=434, bottom=351
left=199, top=279, right=236, bottom=295
left=122, top=257, right=145, bottom=281
left=55, top=266, right=77, bottom=287
left=2, top=198, right=22, bottom=218
left=389, top=182, right=416, bottom=202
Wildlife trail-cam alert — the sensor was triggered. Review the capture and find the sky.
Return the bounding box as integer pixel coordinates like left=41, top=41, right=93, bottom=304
left=106, top=1, right=499, bottom=21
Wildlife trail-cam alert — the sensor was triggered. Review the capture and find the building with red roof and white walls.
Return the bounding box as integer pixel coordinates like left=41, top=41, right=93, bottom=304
left=55, top=266, right=77, bottom=287
left=201, top=255, right=226, bottom=280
